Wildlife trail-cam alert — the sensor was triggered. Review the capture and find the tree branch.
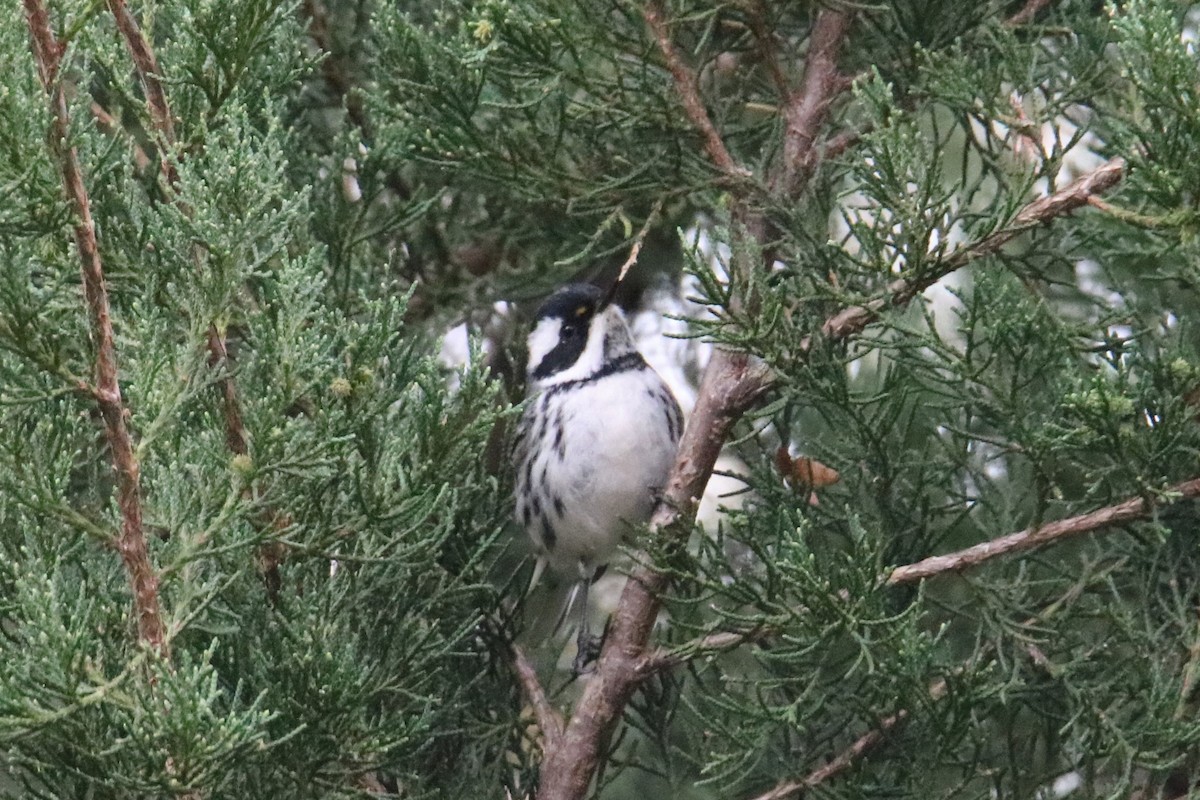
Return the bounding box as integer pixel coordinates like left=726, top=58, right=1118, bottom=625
left=102, top=2, right=250, bottom=462
left=745, top=0, right=791, bottom=99
left=638, top=624, right=770, bottom=675
left=750, top=469, right=1200, bottom=797
left=1005, top=0, right=1055, bottom=27
left=819, top=157, right=1127, bottom=342
left=511, top=642, right=563, bottom=744
left=777, top=7, right=856, bottom=197
left=644, top=0, right=746, bottom=180
left=532, top=8, right=1130, bottom=797
left=748, top=679, right=950, bottom=800
left=23, top=0, right=166, bottom=655
left=750, top=710, right=908, bottom=800
left=105, top=0, right=178, bottom=186
left=889, top=475, right=1200, bottom=585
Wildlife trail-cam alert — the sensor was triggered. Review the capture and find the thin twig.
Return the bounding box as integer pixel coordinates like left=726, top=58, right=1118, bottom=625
left=638, top=625, right=769, bottom=675
left=819, top=157, right=1127, bottom=342
left=745, top=0, right=791, bottom=98
left=105, top=0, right=178, bottom=186
left=615, top=198, right=666, bottom=286
left=511, top=642, right=564, bottom=743
left=746, top=583, right=1113, bottom=800
left=1005, top=0, right=1055, bottom=27
left=751, top=711, right=908, bottom=800
left=101, top=0, right=251, bottom=461
left=888, top=475, right=1200, bottom=585
left=749, top=679, right=949, bottom=800
left=644, top=0, right=746, bottom=179
left=302, top=0, right=373, bottom=136
left=90, top=101, right=152, bottom=171
left=23, top=0, right=166, bottom=655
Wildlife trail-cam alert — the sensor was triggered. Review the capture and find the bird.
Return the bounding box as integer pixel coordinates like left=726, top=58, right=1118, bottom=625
left=513, top=282, right=683, bottom=674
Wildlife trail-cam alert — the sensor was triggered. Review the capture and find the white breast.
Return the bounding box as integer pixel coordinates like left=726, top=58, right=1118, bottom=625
left=515, top=366, right=681, bottom=579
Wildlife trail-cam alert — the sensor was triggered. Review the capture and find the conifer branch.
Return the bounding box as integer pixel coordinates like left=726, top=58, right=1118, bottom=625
left=818, top=156, right=1127, bottom=342
left=1006, top=0, right=1056, bottom=27
left=105, top=0, right=178, bottom=186
left=777, top=6, right=856, bottom=197
left=511, top=642, right=564, bottom=743
left=638, top=625, right=770, bottom=675
left=745, top=0, right=791, bottom=100
left=643, top=0, right=746, bottom=180
left=535, top=152, right=1127, bottom=800
left=749, top=710, right=908, bottom=800
left=888, top=475, right=1200, bottom=585
left=101, top=0, right=252, bottom=460
left=747, top=679, right=949, bottom=800
left=23, top=0, right=167, bottom=655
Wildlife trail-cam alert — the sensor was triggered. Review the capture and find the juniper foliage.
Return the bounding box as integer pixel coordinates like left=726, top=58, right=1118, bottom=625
left=2, top=1, right=1200, bottom=799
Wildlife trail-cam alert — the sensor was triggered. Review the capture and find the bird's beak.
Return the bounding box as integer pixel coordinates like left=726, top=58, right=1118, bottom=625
left=598, top=279, right=619, bottom=312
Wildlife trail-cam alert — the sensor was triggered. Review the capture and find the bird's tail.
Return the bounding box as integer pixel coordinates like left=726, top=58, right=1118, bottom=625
left=521, top=558, right=583, bottom=644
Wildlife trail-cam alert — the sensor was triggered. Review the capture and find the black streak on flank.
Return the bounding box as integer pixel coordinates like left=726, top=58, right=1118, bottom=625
left=553, top=416, right=566, bottom=460
left=541, top=517, right=558, bottom=552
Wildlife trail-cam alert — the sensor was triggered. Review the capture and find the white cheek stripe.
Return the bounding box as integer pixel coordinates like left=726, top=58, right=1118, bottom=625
left=526, top=317, right=563, bottom=378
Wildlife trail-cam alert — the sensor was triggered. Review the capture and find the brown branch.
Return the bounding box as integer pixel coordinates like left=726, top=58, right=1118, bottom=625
left=778, top=7, right=856, bottom=197
left=511, top=642, right=564, bottom=744
left=748, top=679, right=949, bottom=800
left=749, top=581, right=1114, bottom=800
left=745, top=0, right=791, bottom=99
left=644, top=0, right=745, bottom=179
left=23, top=0, right=166, bottom=655
left=207, top=327, right=249, bottom=455
left=752, top=710, right=907, bottom=800
left=102, top=1, right=250, bottom=462
left=90, top=101, right=152, bottom=171
left=888, top=475, right=1200, bottom=585
left=819, top=156, right=1127, bottom=343
left=638, top=625, right=770, bottom=675
left=302, top=0, right=373, bottom=137
left=105, top=0, right=178, bottom=186
left=1005, top=0, right=1055, bottom=27
left=742, top=474, right=1166, bottom=800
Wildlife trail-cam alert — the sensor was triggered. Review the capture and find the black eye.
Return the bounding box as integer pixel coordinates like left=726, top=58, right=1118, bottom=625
left=562, top=323, right=581, bottom=338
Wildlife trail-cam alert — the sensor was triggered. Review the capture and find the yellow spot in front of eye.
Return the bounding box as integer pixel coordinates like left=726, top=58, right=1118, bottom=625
left=575, top=306, right=589, bottom=317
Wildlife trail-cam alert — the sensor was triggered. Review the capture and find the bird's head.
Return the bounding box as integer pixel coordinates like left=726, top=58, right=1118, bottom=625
left=525, top=283, right=636, bottom=386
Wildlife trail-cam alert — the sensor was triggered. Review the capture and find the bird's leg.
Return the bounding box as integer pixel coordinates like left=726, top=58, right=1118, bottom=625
left=572, top=567, right=606, bottom=675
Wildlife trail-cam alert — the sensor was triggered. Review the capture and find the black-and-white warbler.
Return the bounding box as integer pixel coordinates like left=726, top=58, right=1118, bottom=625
left=514, top=283, right=683, bottom=672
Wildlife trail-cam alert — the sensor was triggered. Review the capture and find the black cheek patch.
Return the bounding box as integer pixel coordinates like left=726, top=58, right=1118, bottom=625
left=532, top=328, right=588, bottom=380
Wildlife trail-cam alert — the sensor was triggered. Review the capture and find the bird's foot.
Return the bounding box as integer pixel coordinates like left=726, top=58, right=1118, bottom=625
left=572, top=633, right=603, bottom=676
left=572, top=630, right=604, bottom=676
